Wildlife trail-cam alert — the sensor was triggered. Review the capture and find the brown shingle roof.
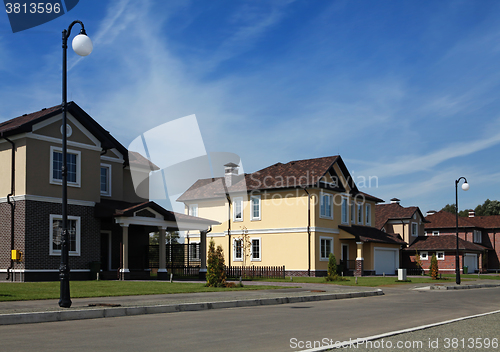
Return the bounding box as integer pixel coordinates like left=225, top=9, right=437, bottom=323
left=338, top=225, right=406, bottom=245
left=405, top=235, right=485, bottom=252
left=0, top=105, right=61, bottom=135
left=375, top=203, right=427, bottom=230
left=466, top=215, right=500, bottom=229
left=424, top=211, right=477, bottom=229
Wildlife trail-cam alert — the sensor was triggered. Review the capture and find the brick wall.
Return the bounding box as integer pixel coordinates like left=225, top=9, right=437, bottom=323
left=0, top=201, right=26, bottom=272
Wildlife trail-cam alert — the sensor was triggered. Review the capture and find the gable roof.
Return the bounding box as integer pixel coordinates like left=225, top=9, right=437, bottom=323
left=375, top=203, right=428, bottom=230
left=338, top=225, right=406, bottom=245
left=424, top=210, right=478, bottom=229
left=178, top=155, right=384, bottom=202
left=405, top=235, right=486, bottom=252
left=466, top=215, right=500, bottom=229
left=0, top=102, right=129, bottom=162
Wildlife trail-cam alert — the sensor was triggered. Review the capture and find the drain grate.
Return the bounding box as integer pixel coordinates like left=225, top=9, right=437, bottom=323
left=309, top=290, right=326, bottom=293
left=88, top=303, right=122, bottom=307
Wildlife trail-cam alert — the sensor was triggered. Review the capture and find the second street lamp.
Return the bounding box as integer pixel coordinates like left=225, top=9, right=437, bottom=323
left=455, top=177, right=469, bottom=286
left=59, top=20, right=92, bottom=308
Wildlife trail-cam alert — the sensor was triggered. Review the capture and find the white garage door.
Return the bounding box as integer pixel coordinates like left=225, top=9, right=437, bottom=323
left=374, top=248, right=398, bottom=275
left=464, top=254, right=477, bottom=273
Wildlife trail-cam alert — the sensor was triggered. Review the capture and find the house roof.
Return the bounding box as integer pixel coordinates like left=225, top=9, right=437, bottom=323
left=466, top=215, right=500, bottom=229
left=375, top=203, right=428, bottom=230
left=178, top=155, right=384, bottom=202
left=338, top=225, right=406, bottom=245
left=424, top=211, right=477, bottom=229
left=405, top=235, right=486, bottom=252
left=0, top=102, right=130, bottom=163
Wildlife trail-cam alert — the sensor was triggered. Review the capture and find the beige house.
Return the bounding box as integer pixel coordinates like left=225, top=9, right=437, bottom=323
left=0, top=102, right=216, bottom=281
left=178, top=156, right=404, bottom=276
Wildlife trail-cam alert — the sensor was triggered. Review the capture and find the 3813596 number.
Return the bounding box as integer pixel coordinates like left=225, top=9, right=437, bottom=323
left=5, top=2, right=61, bottom=14
left=443, top=337, right=498, bottom=349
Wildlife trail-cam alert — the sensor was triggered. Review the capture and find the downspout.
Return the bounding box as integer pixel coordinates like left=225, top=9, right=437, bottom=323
left=225, top=193, right=232, bottom=267
left=2, top=135, right=15, bottom=281
left=400, top=219, right=405, bottom=269
left=303, top=187, right=311, bottom=277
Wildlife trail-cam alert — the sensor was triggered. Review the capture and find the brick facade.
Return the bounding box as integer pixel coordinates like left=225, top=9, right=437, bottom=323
left=403, top=251, right=483, bottom=273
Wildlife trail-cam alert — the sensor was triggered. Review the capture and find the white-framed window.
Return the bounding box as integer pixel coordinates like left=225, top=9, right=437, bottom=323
left=341, top=197, right=349, bottom=224
left=100, top=163, right=112, bottom=196
left=411, top=223, right=418, bottom=237
left=233, top=238, right=243, bottom=261
left=350, top=203, right=355, bottom=223
left=233, top=197, right=243, bottom=221
left=49, top=214, right=81, bottom=256
left=424, top=231, right=428, bottom=236
left=432, top=231, right=439, bottom=236
left=357, top=204, right=363, bottom=224
left=365, top=204, right=371, bottom=226
left=189, top=241, right=200, bottom=261
left=251, top=238, right=261, bottom=261
left=420, top=251, right=428, bottom=260
left=250, top=195, right=261, bottom=221
left=473, top=230, right=482, bottom=243
left=320, top=237, right=333, bottom=261
left=320, top=193, right=333, bottom=219
left=189, top=204, right=198, bottom=217
left=437, top=251, right=445, bottom=260
left=50, top=146, right=81, bottom=187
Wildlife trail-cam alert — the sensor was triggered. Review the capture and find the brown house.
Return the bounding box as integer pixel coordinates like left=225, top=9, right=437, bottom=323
left=0, top=102, right=217, bottom=281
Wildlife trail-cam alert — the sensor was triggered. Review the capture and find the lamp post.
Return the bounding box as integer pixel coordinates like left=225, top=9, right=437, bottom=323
left=455, top=177, right=469, bottom=285
left=59, top=21, right=92, bottom=308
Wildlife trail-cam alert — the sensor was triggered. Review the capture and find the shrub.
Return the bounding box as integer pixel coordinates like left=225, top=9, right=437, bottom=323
left=325, top=253, right=338, bottom=281
left=430, top=253, right=439, bottom=280
left=206, top=239, right=227, bottom=287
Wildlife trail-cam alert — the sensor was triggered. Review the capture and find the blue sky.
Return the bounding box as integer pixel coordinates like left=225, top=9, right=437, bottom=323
left=1, top=0, right=500, bottom=213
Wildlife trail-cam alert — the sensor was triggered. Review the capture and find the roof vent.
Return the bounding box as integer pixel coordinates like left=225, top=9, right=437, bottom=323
left=41, top=108, right=46, bottom=111
left=469, top=210, right=475, bottom=218
left=426, top=210, right=437, bottom=216
left=390, top=198, right=400, bottom=204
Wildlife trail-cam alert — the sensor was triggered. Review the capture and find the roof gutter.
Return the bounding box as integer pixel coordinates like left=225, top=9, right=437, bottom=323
left=1, top=134, right=15, bottom=281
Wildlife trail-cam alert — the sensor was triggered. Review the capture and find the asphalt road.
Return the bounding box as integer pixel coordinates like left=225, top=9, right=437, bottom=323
left=0, top=286, right=499, bottom=352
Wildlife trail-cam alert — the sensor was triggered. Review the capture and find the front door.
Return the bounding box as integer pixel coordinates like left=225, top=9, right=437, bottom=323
left=100, top=232, right=111, bottom=271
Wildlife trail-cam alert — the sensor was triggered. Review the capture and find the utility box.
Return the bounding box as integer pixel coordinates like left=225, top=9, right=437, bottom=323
left=11, top=250, right=21, bottom=261
left=398, top=268, right=407, bottom=281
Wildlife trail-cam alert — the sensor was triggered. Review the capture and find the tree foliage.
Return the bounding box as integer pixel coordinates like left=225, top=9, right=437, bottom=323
left=325, top=253, right=338, bottom=281
left=429, top=253, right=439, bottom=280
left=149, top=231, right=180, bottom=245
left=441, top=199, right=500, bottom=217
left=440, top=204, right=469, bottom=217
left=206, top=239, right=226, bottom=287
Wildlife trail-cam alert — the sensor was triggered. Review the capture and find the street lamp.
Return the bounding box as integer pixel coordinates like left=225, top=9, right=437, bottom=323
left=455, top=177, right=469, bottom=285
left=59, top=20, right=92, bottom=308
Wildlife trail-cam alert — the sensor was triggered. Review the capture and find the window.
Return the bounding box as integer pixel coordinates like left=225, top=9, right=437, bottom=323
left=411, top=223, right=418, bottom=237
left=100, top=164, right=112, bottom=196
left=420, top=251, right=428, bottom=260
left=357, top=204, right=363, bottom=224
left=250, top=195, right=261, bottom=221
left=49, top=214, right=81, bottom=256
left=189, top=242, right=200, bottom=261
left=424, top=231, right=428, bottom=236
left=432, top=231, right=439, bottom=236
left=341, top=197, right=349, bottom=224
left=189, top=204, right=198, bottom=217
left=320, top=193, right=333, bottom=219
left=251, top=238, right=261, bottom=261
left=350, top=203, right=355, bottom=223
left=473, top=230, right=482, bottom=243
left=233, top=197, right=243, bottom=221
left=320, top=237, right=333, bottom=261
left=365, top=204, right=371, bottom=225
left=233, top=239, right=243, bottom=261
left=437, top=251, right=445, bottom=260
left=50, top=146, right=81, bottom=187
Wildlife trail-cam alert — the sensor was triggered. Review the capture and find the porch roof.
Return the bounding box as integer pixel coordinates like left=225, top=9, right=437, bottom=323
left=405, top=235, right=488, bottom=252
left=95, top=199, right=220, bottom=231
left=338, top=225, right=405, bottom=245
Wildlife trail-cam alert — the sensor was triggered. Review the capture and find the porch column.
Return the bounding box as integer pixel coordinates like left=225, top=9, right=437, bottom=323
left=158, top=227, right=168, bottom=280
left=355, top=241, right=364, bottom=277
left=120, top=225, right=130, bottom=280
left=199, top=230, right=207, bottom=280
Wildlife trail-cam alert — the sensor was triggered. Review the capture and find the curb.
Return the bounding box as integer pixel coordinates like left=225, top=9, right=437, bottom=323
left=431, top=283, right=500, bottom=290
left=0, top=289, right=383, bottom=326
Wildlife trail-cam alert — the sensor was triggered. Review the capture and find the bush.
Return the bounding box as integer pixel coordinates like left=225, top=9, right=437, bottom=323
left=430, top=253, right=439, bottom=280
left=206, top=239, right=227, bottom=287
left=325, top=253, right=339, bottom=281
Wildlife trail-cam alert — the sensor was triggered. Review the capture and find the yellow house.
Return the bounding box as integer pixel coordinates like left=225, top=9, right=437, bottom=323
left=178, top=156, right=404, bottom=276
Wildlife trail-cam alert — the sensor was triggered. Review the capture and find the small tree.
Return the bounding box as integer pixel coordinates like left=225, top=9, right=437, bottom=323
left=414, top=250, right=423, bottom=274
left=429, top=253, right=439, bottom=280
left=325, top=253, right=338, bottom=281
left=206, top=239, right=226, bottom=287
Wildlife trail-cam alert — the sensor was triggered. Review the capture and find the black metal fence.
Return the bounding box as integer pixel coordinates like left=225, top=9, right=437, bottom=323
left=225, top=265, right=286, bottom=279
left=149, top=244, right=201, bottom=277
left=405, top=268, right=425, bottom=276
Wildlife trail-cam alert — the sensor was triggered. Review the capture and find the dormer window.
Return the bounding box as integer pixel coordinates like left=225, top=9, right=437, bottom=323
left=100, top=163, right=112, bottom=196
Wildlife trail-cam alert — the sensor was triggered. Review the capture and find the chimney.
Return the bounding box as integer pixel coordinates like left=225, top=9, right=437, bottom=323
left=426, top=210, right=436, bottom=216
left=224, top=162, right=239, bottom=188
left=390, top=198, right=400, bottom=205
left=469, top=210, right=475, bottom=218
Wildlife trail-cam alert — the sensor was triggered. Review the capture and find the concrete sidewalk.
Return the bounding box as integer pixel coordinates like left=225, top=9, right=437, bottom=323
left=0, top=281, right=382, bottom=326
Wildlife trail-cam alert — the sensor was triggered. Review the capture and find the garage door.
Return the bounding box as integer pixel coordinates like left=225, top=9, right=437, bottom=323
left=464, top=254, right=477, bottom=273
left=374, top=248, right=398, bottom=275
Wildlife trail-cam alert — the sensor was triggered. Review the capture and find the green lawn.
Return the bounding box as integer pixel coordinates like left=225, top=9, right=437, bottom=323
left=0, top=281, right=284, bottom=302
left=248, top=273, right=500, bottom=287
